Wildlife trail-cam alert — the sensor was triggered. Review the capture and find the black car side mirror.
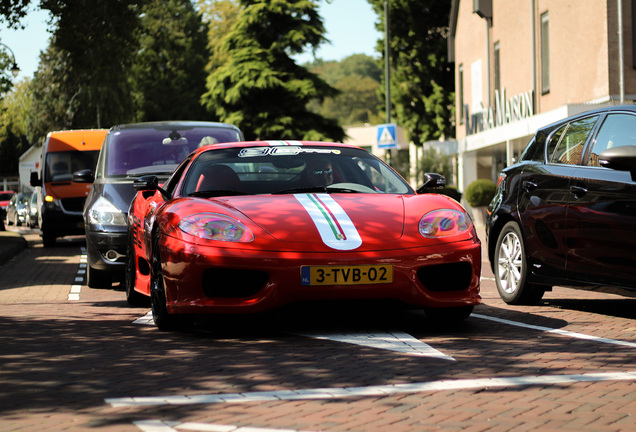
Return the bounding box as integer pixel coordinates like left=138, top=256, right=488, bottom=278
left=598, top=145, right=636, bottom=181
left=416, top=173, right=446, bottom=194
left=134, top=175, right=171, bottom=200
left=72, top=169, right=94, bottom=183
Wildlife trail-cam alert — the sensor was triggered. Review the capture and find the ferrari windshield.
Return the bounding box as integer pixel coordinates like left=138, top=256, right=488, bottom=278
left=182, top=145, right=413, bottom=196
left=103, top=126, right=242, bottom=178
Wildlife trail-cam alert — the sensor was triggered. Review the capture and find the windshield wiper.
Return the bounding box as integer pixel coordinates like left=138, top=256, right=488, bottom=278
left=189, top=189, right=247, bottom=198
left=273, top=186, right=328, bottom=194
left=274, top=185, right=363, bottom=194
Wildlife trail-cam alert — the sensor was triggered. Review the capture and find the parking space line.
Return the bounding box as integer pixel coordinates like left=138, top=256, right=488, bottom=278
left=106, top=370, right=636, bottom=407
left=295, top=331, right=455, bottom=360
left=68, top=248, right=86, bottom=301
left=134, top=420, right=315, bottom=432
left=472, top=313, right=636, bottom=348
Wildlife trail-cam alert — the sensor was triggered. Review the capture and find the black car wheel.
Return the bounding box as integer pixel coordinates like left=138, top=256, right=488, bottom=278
left=494, top=221, right=545, bottom=305
left=150, top=235, right=191, bottom=331
left=14, top=213, right=20, bottom=226
left=125, top=235, right=149, bottom=307
left=87, top=264, right=112, bottom=289
left=6, top=211, right=12, bottom=226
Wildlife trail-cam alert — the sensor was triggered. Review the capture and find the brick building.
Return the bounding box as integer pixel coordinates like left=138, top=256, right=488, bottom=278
left=449, top=0, right=635, bottom=190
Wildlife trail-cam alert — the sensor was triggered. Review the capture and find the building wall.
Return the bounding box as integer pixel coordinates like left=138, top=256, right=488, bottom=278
left=536, top=0, right=610, bottom=111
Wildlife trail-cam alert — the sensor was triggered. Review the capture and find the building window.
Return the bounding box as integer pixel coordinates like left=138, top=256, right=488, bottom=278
left=459, top=64, right=464, bottom=124
left=494, top=41, right=501, bottom=94
left=540, top=12, right=550, bottom=94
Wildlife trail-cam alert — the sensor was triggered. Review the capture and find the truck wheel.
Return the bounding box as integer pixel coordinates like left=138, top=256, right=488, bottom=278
left=42, top=229, right=56, bottom=247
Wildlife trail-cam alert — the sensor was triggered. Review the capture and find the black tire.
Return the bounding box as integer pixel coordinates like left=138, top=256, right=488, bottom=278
left=424, top=305, right=474, bottom=323
left=41, top=229, right=56, bottom=247
left=14, top=213, right=20, bottom=226
left=125, top=236, right=150, bottom=306
left=494, top=221, right=545, bottom=305
left=6, top=211, right=12, bottom=226
left=150, top=235, right=191, bottom=331
left=87, top=264, right=112, bottom=289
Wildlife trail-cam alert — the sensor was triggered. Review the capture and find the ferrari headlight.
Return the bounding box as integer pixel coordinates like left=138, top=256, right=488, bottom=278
left=179, top=213, right=254, bottom=242
left=418, top=209, right=472, bottom=238
left=88, top=196, right=127, bottom=227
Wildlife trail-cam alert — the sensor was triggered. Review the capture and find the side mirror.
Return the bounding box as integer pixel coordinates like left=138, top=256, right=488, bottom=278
left=30, top=171, right=42, bottom=187
left=599, top=145, right=636, bottom=180
left=72, top=169, right=94, bottom=183
left=134, top=175, right=159, bottom=192
left=416, top=173, right=446, bottom=194
left=134, top=175, right=171, bottom=201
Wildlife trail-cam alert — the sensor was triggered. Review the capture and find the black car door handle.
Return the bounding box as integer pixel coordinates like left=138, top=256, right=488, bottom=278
left=570, top=185, right=588, bottom=198
left=522, top=180, right=538, bottom=192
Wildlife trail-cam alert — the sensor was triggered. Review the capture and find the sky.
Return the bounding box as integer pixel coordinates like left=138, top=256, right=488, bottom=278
left=0, top=0, right=381, bottom=81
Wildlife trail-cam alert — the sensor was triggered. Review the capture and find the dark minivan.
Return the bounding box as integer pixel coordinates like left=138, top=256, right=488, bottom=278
left=75, top=121, right=243, bottom=288
left=486, top=105, right=636, bottom=304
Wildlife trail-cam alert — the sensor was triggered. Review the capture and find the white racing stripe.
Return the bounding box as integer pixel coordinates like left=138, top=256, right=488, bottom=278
left=295, top=193, right=362, bottom=250
left=108, top=370, right=636, bottom=407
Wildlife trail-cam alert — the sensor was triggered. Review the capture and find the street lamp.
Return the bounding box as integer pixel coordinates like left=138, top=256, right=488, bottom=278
left=0, top=42, right=20, bottom=78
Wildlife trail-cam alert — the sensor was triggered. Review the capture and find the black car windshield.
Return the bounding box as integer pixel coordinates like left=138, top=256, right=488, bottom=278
left=104, top=126, right=242, bottom=178
left=182, top=145, right=413, bottom=196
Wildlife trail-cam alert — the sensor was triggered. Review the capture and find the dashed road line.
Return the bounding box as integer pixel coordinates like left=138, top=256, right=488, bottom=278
left=68, top=247, right=87, bottom=301
left=107, top=370, right=636, bottom=407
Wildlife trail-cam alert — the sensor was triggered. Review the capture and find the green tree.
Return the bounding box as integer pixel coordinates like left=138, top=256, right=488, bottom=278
left=369, top=0, right=454, bottom=144
left=198, top=0, right=240, bottom=73
left=202, top=0, right=345, bottom=141
left=130, top=0, right=210, bottom=121
left=42, top=0, right=143, bottom=129
left=0, top=79, right=31, bottom=175
left=26, top=42, right=72, bottom=145
left=308, top=54, right=382, bottom=126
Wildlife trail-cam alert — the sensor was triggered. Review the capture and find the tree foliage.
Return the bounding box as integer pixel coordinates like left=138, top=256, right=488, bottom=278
left=0, top=79, right=31, bottom=175
left=198, top=0, right=241, bottom=73
left=130, top=0, right=210, bottom=121
left=369, top=0, right=454, bottom=144
left=202, top=0, right=345, bottom=141
left=43, top=0, right=142, bottom=129
left=308, top=54, right=382, bottom=126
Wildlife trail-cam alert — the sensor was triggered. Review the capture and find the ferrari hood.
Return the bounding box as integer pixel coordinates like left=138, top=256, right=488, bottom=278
left=219, top=193, right=406, bottom=250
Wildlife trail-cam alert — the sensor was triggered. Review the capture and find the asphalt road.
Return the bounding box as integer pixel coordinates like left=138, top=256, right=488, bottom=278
left=1, top=225, right=635, bottom=432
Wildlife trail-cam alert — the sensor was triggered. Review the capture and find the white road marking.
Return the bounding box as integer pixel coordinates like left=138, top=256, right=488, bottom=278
left=473, top=313, right=636, bottom=348
left=134, top=419, right=316, bottom=432
left=107, top=370, right=636, bottom=407
left=295, top=331, right=454, bottom=360
left=68, top=248, right=87, bottom=301
left=133, top=312, right=453, bottom=359
left=134, top=311, right=154, bottom=325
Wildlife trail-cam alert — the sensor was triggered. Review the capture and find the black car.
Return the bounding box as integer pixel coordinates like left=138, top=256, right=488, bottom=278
left=486, top=105, right=636, bottom=304
left=74, top=121, right=244, bottom=288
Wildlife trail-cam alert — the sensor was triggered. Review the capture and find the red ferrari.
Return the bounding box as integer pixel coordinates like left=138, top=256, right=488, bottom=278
left=126, top=141, right=481, bottom=330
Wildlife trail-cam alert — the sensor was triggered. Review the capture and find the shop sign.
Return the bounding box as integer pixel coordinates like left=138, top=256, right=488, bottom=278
left=465, top=88, right=534, bottom=135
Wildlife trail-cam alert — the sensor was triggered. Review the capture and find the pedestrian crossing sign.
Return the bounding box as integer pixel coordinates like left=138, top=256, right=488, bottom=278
left=377, top=123, right=398, bottom=149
